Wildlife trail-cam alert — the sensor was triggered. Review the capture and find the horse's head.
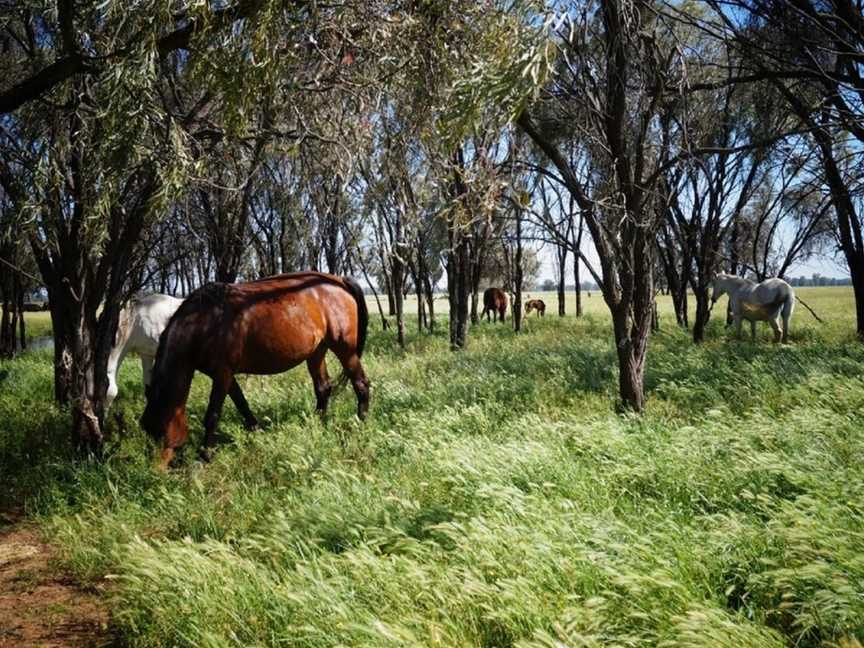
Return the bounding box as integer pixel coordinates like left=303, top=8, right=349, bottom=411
left=140, top=374, right=188, bottom=446
left=711, top=273, right=730, bottom=304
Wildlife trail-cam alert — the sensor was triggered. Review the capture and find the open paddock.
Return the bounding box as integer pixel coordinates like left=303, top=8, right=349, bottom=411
left=0, top=287, right=862, bottom=646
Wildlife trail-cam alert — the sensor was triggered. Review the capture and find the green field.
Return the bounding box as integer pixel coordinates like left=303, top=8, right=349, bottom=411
left=1, top=288, right=862, bottom=646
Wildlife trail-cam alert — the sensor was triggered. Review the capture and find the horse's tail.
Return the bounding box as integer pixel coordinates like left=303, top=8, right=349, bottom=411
left=343, top=276, right=368, bottom=358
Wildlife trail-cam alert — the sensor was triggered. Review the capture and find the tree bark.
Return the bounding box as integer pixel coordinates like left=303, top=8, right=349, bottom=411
left=513, top=206, right=524, bottom=332
left=556, top=246, right=567, bottom=317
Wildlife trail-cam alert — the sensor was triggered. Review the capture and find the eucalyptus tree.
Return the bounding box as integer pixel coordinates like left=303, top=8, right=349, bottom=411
left=676, top=0, right=864, bottom=337
left=514, top=0, right=699, bottom=410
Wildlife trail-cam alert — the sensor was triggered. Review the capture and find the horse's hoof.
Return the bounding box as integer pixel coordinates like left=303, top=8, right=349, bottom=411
left=198, top=447, right=215, bottom=463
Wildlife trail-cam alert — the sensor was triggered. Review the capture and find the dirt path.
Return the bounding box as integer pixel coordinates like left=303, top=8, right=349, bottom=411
left=0, top=512, right=112, bottom=647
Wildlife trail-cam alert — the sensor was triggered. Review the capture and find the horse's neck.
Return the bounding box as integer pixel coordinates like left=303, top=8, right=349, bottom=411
left=726, top=278, right=754, bottom=295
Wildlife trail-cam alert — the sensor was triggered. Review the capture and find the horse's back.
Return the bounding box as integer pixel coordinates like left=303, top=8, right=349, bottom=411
left=751, top=278, right=793, bottom=304
left=181, top=273, right=362, bottom=375
left=126, top=294, right=184, bottom=356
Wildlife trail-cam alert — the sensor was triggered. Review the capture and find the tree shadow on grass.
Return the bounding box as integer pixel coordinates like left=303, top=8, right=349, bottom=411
left=646, top=326, right=864, bottom=416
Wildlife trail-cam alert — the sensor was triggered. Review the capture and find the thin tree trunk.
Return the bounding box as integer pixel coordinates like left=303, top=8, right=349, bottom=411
left=557, top=246, right=567, bottom=316
left=17, top=284, right=25, bottom=350
left=574, top=257, right=583, bottom=317
left=513, top=207, right=524, bottom=332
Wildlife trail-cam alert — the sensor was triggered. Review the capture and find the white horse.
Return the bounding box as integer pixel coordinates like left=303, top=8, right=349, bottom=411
left=106, top=294, right=184, bottom=410
left=711, top=274, right=795, bottom=343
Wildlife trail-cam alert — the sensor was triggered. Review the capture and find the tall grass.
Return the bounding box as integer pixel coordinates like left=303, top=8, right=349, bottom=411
left=0, top=289, right=862, bottom=646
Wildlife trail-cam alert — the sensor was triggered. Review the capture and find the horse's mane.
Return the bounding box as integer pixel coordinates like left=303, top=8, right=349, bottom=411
left=147, top=283, right=225, bottom=398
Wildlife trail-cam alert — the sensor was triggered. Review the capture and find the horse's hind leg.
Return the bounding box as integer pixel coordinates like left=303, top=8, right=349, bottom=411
left=306, top=347, right=332, bottom=417
left=781, top=300, right=793, bottom=343
left=336, top=351, right=370, bottom=420
left=769, top=318, right=782, bottom=344
left=228, top=379, right=259, bottom=430
left=751, top=321, right=757, bottom=343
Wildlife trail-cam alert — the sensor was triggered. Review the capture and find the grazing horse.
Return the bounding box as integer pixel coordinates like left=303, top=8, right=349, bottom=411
left=140, top=272, right=370, bottom=469
left=524, top=299, right=546, bottom=317
left=108, top=295, right=258, bottom=432
left=106, top=294, right=183, bottom=411
left=481, top=287, right=508, bottom=323
left=711, top=273, right=795, bottom=343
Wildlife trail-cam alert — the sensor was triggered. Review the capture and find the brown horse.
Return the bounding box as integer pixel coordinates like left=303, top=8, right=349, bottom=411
left=141, top=272, right=369, bottom=469
left=481, top=287, right=508, bottom=323
left=525, top=299, right=546, bottom=317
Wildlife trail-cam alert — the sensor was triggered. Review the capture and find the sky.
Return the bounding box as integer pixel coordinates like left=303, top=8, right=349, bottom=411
left=532, top=241, right=851, bottom=286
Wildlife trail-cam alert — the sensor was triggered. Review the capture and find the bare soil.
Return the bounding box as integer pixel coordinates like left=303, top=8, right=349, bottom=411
left=0, top=511, right=112, bottom=647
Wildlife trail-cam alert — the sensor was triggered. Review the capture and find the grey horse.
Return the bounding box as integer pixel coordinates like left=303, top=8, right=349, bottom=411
left=711, top=274, right=795, bottom=343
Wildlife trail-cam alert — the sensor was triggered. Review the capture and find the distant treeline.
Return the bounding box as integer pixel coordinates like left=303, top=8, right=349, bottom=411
left=536, top=280, right=599, bottom=292
left=788, top=275, right=853, bottom=287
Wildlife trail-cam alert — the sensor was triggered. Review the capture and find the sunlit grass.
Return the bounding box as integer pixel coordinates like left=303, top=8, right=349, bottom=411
left=0, top=288, right=861, bottom=646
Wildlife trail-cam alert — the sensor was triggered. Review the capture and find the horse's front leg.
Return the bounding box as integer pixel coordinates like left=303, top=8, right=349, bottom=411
left=734, top=314, right=743, bottom=340
left=201, top=375, right=231, bottom=462
left=105, top=348, right=126, bottom=410
left=750, top=320, right=757, bottom=343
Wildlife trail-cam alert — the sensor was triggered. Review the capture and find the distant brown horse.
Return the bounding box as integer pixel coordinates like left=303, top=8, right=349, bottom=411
left=525, top=299, right=546, bottom=317
left=481, top=287, right=508, bottom=323
left=141, top=272, right=370, bottom=469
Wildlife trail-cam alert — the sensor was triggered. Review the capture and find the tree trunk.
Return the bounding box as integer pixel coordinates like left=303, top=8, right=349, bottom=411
left=392, top=214, right=406, bottom=348
left=423, top=272, right=436, bottom=333
left=611, top=303, right=650, bottom=412
left=574, top=258, right=583, bottom=317
left=691, top=268, right=713, bottom=343
left=557, top=247, right=567, bottom=317
left=448, top=229, right=470, bottom=349
left=470, top=289, right=479, bottom=325
left=513, top=207, right=524, bottom=332
left=386, top=277, right=396, bottom=316
left=813, top=127, right=864, bottom=338
left=17, top=284, right=25, bottom=351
